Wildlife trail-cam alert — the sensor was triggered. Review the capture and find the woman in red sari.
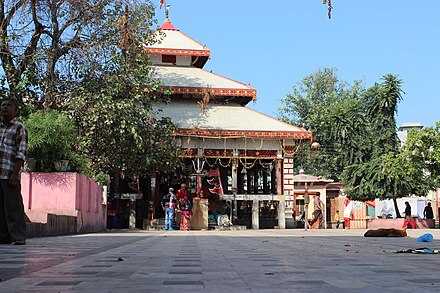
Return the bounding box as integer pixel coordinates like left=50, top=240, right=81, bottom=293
left=176, top=183, right=193, bottom=230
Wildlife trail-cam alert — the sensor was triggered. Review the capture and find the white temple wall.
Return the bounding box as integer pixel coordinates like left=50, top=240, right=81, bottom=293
left=176, top=56, right=191, bottom=66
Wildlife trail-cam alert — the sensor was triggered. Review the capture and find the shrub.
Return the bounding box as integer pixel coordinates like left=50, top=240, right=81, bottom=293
left=24, top=110, right=78, bottom=172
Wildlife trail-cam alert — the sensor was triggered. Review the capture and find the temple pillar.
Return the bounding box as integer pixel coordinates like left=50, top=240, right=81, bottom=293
left=247, top=170, right=252, bottom=194
left=263, top=170, right=269, bottom=194
left=231, top=158, right=238, bottom=193
left=271, top=166, right=276, bottom=194
left=276, top=158, right=283, bottom=196
left=278, top=196, right=286, bottom=229
left=129, top=201, right=136, bottom=229
left=252, top=199, right=259, bottom=229
left=253, top=167, right=259, bottom=194
left=283, top=157, right=294, bottom=198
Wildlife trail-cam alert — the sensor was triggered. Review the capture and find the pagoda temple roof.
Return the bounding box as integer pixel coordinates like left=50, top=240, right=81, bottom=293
left=154, top=99, right=312, bottom=140
left=146, top=20, right=211, bottom=63
left=153, top=65, right=256, bottom=104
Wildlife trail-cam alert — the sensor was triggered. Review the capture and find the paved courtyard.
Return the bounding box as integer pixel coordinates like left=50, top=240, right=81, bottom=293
left=0, top=228, right=439, bottom=292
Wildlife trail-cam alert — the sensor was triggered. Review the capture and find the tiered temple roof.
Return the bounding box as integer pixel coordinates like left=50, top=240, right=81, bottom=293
left=147, top=15, right=312, bottom=140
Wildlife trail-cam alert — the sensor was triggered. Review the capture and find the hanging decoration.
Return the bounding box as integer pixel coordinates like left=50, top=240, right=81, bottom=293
left=323, top=0, right=333, bottom=19
left=197, top=88, right=212, bottom=114
left=279, top=139, right=304, bottom=156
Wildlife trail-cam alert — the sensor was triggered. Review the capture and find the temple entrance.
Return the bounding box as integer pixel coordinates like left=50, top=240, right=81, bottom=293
left=259, top=200, right=278, bottom=229
left=236, top=200, right=252, bottom=229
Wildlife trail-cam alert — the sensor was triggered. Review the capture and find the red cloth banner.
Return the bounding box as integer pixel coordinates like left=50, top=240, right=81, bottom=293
left=160, top=0, right=166, bottom=9
left=206, top=167, right=223, bottom=195
left=206, top=167, right=220, bottom=177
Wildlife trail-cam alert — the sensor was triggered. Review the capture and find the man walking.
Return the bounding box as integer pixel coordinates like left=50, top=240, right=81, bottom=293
left=0, top=98, right=28, bottom=245
left=309, top=192, right=324, bottom=229
left=161, top=187, right=177, bottom=230
left=402, top=201, right=415, bottom=229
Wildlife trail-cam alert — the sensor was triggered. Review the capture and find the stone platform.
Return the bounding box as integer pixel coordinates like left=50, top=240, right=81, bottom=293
left=1, top=229, right=440, bottom=292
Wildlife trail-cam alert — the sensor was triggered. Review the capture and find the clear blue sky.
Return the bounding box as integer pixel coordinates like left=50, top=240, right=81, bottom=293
left=155, top=0, right=440, bottom=127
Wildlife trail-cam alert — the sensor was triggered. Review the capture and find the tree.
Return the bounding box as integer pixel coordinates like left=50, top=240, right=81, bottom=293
left=397, top=122, right=440, bottom=190
left=1, top=1, right=181, bottom=179
left=61, top=6, right=180, bottom=178
left=278, top=68, right=367, bottom=180
left=0, top=0, right=157, bottom=108
left=62, top=54, right=180, bottom=177
left=342, top=74, right=406, bottom=216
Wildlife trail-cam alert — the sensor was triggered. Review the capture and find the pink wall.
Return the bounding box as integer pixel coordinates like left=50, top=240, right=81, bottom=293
left=21, top=172, right=106, bottom=233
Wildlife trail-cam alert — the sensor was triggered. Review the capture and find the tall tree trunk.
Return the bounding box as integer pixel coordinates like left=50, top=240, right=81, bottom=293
left=393, top=197, right=401, bottom=218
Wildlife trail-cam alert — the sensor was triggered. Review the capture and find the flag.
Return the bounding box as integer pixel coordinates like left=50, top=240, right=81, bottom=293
left=209, top=186, right=223, bottom=195
left=207, top=177, right=220, bottom=186
left=160, top=0, right=166, bottom=9
left=206, top=167, right=223, bottom=195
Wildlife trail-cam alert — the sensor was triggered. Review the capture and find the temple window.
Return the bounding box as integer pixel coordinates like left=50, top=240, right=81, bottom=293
left=162, top=54, right=176, bottom=63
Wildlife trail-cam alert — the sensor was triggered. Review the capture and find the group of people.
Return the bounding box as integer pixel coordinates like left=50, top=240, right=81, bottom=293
left=161, top=183, right=193, bottom=231
left=402, top=201, right=434, bottom=229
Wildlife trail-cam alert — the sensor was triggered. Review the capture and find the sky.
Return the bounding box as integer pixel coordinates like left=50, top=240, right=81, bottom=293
left=154, top=0, right=440, bottom=127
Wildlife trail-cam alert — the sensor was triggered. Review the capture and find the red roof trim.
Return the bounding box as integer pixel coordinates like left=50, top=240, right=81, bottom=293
left=161, top=86, right=257, bottom=100
left=146, top=48, right=210, bottom=57
left=175, top=128, right=313, bottom=140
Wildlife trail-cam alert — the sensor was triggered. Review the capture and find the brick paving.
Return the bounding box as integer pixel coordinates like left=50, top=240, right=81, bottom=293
left=1, top=229, right=440, bottom=292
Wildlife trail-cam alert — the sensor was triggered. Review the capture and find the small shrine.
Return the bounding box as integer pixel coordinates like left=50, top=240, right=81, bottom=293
left=147, top=7, right=313, bottom=229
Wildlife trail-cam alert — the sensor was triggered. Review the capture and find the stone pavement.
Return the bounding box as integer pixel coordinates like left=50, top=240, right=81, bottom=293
left=1, top=229, right=440, bottom=293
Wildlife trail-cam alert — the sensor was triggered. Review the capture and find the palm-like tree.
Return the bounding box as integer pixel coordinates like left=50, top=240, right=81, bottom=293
left=342, top=74, right=405, bottom=216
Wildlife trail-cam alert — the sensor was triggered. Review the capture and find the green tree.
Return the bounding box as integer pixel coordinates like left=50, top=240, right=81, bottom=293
left=0, top=0, right=157, bottom=107
left=278, top=68, right=367, bottom=180
left=24, top=110, right=78, bottom=172
left=397, top=122, right=440, bottom=190
left=62, top=25, right=179, bottom=177
left=342, top=74, right=407, bottom=216
left=1, top=1, right=180, bottom=179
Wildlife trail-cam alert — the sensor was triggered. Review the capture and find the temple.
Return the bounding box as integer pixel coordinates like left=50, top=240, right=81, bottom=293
left=147, top=9, right=318, bottom=229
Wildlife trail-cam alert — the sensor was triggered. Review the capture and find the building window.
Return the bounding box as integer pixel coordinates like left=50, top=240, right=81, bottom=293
left=162, top=55, right=176, bottom=63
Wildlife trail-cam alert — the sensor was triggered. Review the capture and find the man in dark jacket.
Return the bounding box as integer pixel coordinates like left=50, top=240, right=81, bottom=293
left=424, top=202, right=434, bottom=220
left=161, top=188, right=177, bottom=230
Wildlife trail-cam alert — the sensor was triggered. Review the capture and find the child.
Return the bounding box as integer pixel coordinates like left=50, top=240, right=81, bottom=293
left=335, top=210, right=344, bottom=229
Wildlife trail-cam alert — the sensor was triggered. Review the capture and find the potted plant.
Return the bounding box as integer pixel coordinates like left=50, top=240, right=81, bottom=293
left=24, top=110, right=78, bottom=172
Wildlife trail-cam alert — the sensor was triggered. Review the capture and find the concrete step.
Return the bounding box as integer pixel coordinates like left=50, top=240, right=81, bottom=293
left=212, top=225, right=247, bottom=231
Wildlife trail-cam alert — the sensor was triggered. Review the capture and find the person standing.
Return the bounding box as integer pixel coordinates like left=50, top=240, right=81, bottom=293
left=0, top=98, right=28, bottom=245
left=107, top=197, right=118, bottom=230
left=402, top=201, right=415, bottom=229
left=309, top=192, right=323, bottom=229
left=343, top=198, right=353, bottom=229
left=176, top=183, right=192, bottom=231
left=161, top=187, right=177, bottom=230
left=424, top=202, right=434, bottom=220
